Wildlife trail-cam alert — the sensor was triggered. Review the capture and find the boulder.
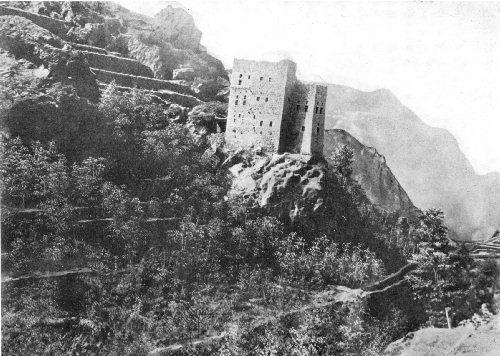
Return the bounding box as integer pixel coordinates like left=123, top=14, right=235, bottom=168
left=152, top=5, right=202, bottom=51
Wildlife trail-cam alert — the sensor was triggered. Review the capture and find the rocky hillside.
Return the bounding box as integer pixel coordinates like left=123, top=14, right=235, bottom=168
left=228, top=140, right=416, bottom=234
left=324, top=129, right=418, bottom=217
left=0, top=1, right=229, bottom=102
left=325, top=84, right=500, bottom=240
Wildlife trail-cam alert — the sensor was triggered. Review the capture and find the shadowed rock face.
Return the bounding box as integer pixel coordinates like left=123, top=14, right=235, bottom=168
left=325, top=84, right=500, bottom=240
left=324, top=129, right=418, bottom=217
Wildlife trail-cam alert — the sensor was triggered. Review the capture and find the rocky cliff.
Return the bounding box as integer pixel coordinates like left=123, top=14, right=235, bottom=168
left=325, top=84, right=500, bottom=240
left=324, top=129, right=417, bottom=217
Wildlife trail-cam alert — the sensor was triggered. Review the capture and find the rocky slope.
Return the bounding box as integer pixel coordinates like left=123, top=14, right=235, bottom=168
left=228, top=136, right=417, bottom=232
left=324, top=129, right=418, bottom=217
left=325, top=84, right=500, bottom=240
left=1, top=1, right=228, bottom=98
left=383, top=313, right=500, bottom=356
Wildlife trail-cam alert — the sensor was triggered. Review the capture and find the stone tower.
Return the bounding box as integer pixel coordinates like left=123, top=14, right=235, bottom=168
left=225, top=58, right=327, bottom=156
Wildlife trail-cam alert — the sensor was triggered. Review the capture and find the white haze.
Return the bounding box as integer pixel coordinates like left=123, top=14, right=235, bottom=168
left=117, top=0, right=500, bottom=175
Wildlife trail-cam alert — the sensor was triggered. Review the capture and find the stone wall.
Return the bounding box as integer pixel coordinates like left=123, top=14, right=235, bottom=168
left=0, top=6, right=72, bottom=38
left=70, top=42, right=122, bottom=57
left=285, top=84, right=327, bottom=155
left=92, top=68, right=194, bottom=94
left=99, top=83, right=202, bottom=108
left=224, top=58, right=327, bottom=156
left=225, top=59, right=297, bottom=152
left=78, top=50, right=153, bottom=77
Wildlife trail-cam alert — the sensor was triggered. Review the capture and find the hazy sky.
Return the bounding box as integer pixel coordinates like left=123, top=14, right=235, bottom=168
left=118, top=0, right=500, bottom=175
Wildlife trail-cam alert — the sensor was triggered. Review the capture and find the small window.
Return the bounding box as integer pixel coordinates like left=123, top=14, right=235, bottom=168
left=301, top=126, right=305, bottom=132
left=269, top=132, right=272, bottom=135
left=296, top=105, right=300, bottom=110
left=269, top=78, right=272, bottom=82
left=239, top=74, right=243, bottom=78
left=260, top=121, right=263, bottom=126
left=257, top=97, right=260, bottom=101
left=234, top=119, right=236, bottom=123
left=317, top=127, right=320, bottom=133
left=248, top=75, right=250, bottom=79
left=265, top=97, right=269, bottom=102
left=269, top=121, right=273, bottom=127
left=305, top=105, right=308, bottom=112
left=244, top=95, right=247, bottom=99
left=235, top=100, right=238, bottom=105
left=243, top=100, right=246, bottom=105
left=233, top=129, right=236, bottom=133
left=239, top=114, right=241, bottom=117
left=315, top=107, right=319, bottom=113
left=238, top=80, right=242, bottom=85
left=260, top=131, right=263, bottom=135
left=306, top=101, right=309, bottom=105
left=260, top=77, right=264, bottom=81
left=319, top=108, right=323, bottom=114
left=287, top=97, right=290, bottom=102
left=236, top=95, right=239, bottom=98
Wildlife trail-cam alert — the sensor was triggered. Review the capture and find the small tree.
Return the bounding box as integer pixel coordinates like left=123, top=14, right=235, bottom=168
left=405, top=209, right=484, bottom=326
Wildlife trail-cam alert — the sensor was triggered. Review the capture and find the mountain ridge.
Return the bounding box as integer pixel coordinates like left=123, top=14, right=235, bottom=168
left=325, top=84, right=499, bottom=240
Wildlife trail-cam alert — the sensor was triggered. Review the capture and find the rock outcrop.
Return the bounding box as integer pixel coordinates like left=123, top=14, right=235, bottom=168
left=152, top=5, right=202, bottom=51
left=325, top=84, right=500, bottom=240
left=324, top=129, right=418, bottom=217
left=229, top=153, right=326, bottom=226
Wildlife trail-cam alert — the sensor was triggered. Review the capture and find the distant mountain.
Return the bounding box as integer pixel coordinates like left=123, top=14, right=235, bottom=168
left=325, top=84, right=500, bottom=240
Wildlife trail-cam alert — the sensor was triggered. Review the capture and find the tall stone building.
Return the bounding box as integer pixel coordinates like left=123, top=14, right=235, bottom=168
left=225, top=58, right=327, bottom=156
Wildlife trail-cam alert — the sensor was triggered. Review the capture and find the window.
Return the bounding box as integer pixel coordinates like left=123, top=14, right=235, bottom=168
left=260, top=131, right=263, bottom=135
left=269, top=78, right=272, bottom=82
left=235, top=100, right=238, bottom=105
left=244, top=95, right=247, bottom=99
left=236, top=95, right=239, bottom=98
left=317, top=127, right=320, bottom=133
left=257, top=97, right=260, bottom=101
left=233, top=129, right=236, bottom=133
left=238, top=80, right=242, bottom=85
left=269, top=121, right=273, bottom=127
left=239, top=114, right=241, bottom=117
left=319, top=108, right=323, bottom=114
left=234, top=119, right=236, bottom=123
left=260, top=121, right=263, bottom=126
left=306, top=101, right=309, bottom=105
left=296, top=105, right=300, bottom=110
left=260, top=77, right=264, bottom=81
left=301, top=126, right=305, bottom=132
left=305, top=105, right=308, bottom=112
left=243, top=100, right=246, bottom=105
left=248, top=75, right=251, bottom=79
left=239, top=74, right=242, bottom=78
left=287, top=97, right=290, bottom=102
left=265, top=97, right=269, bottom=102
left=315, top=107, right=319, bottom=113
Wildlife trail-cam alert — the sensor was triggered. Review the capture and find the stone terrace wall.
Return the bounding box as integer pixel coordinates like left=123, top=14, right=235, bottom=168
left=92, top=68, right=194, bottom=95
left=97, top=83, right=202, bottom=108
left=70, top=42, right=123, bottom=57
left=49, top=47, right=154, bottom=77
left=0, top=6, right=72, bottom=38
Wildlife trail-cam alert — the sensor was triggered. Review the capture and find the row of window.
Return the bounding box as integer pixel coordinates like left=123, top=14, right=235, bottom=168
left=234, top=97, right=269, bottom=105
left=296, top=105, right=324, bottom=114
left=287, top=98, right=325, bottom=106
left=231, top=129, right=274, bottom=136
left=237, top=73, right=272, bottom=85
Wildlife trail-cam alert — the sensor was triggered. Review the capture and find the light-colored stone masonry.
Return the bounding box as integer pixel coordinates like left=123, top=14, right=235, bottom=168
left=225, top=59, right=327, bottom=156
